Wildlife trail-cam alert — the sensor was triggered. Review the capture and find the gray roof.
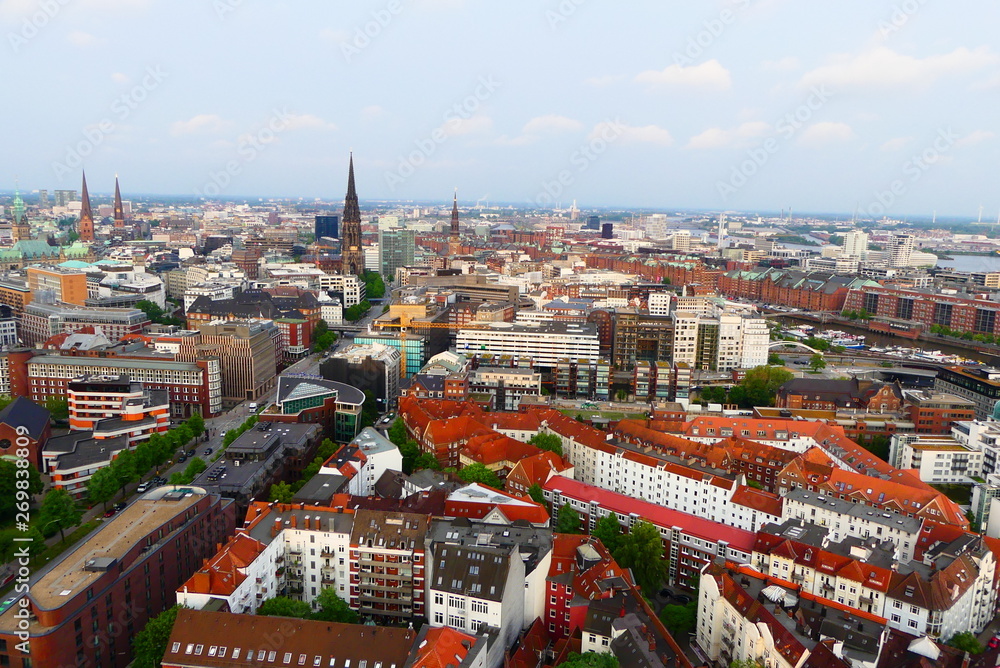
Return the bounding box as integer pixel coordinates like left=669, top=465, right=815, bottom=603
left=785, top=487, right=922, bottom=534
left=291, top=473, right=349, bottom=505
left=427, top=517, right=552, bottom=576
left=429, top=543, right=512, bottom=602
left=275, top=375, right=365, bottom=406
left=0, top=396, right=50, bottom=440
left=44, top=432, right=129, bottom=470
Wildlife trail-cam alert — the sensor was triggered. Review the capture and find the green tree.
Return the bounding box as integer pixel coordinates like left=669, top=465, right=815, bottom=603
left=363, top=272, right=386, bottom=299
left=312, top=588, right=359, bottom=623
left=269, top=482, right=294, bottom=504
left=527, top=483, right=546, bottom=505
left=660, top=601, right=697, bottom=638
left=947, top=631, right=984, bottom=654
left=699, top=386, right=727, bottom=403
left=301, top=456, right=324, bottom=483
left=614, top=520, right=667, bottom=596
left=186, top=413, right=205, bottom=438
left=615, top=389, right=628, bottom=402
left=398, top=439, right=420, bottom=474
left=314, top=319, right=329, bottom=339
left=86, top=466, right=118, bottom=510
left=44, top=395, right=69, bottom=421
left=317, top=438, right=338, bottom=461
left=133, top=605, right=180, bottom=668
left=592, top=514, right=622, bottom=553
left=808, top=353, right=826, bottom=373
left=169, top=472, right=186, bottom=485
left=413, top=452, right=442, bottom=472
left=528, top=432, right=563, bottom=457
left=111, top=448, right=137, bottom=497
left=37, top=488, right=82, bottom=542
left=556, top=504, right=582, bottom=534
left=802, top=336, right=830, bottom=352
left=359, top=390, right=380, bottom=429
left=733, top=365, right=794, bottom=408
left=767, top=352, right=784, bottom=365
left=387, top=418, right=407, bottom=445
left=457, top=463, right=503, bottom=489
left=0, top=460, right=43, bottom=520
left=558, top=652, right=619, bottom=668
left=183, top=457, right=207, bottom=480
left=257, top=596, right=313, bottom=619
left=313, top=331, right=336, bottom=352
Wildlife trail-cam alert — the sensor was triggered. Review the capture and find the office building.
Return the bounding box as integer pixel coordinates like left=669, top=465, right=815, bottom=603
left=178, top=320, right=278, bottom=407
left=379, top=227, right=416, bottom=279
left=322, top=342, right=401, bottom=411
left=456, top=322, right=599, bottom=370
left=315, top=214, right=339, bottom=241
left=843, top=229, right=869, bottom=258
left=26, top=265, right=89, bottom=306
left=20, top=300, right=150, bottom=346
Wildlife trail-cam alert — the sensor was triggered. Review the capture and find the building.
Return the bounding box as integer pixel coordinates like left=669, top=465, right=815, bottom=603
left=315, top=213, right=340, bottom=240
left=553, top=358, right=611, bottom=401
left=613, top=310, right=674, bottom=370
left=265, top=375, right=365, bottom=444
left=887, top=233, right=915, bottom=268
left=66, top=373, right=169, bottom=434
left=320, top=427, right=403, bottom=497
left=889, top=433, right=983, bottom=483
left=340, top=155, right=365, bottom=277
left=906, top=392, right=975, bottom=434
left=0, top=395, right=51, bottom=469
left=26, top=265, right=89, bottom=306
left=467, top=366, right=541, bottom=411
left=77, top=170, right=94, bottom=241
left=843, top=229, right=869, bottom=258
left=178, top=320, right=278, bottom=407
left=353, top=332, right=426, bottom=378
left=323, top=343, right=402, bottom=411
left=934, top=366, right=1000, bottom=419
left=379, top=228, right=416, bottom=279
left=349, top=509, right=429, bottom=622
left=776, top=378, right=903, bottom=411
left=0, top=486, right=236, bottom=668
left=20, top=300, right=150, bottom=346
left=456, top=322, right=599, bottom=370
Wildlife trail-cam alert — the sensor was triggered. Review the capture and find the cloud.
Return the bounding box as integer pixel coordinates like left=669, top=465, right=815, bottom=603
left=281, top=113, right=337, bottom=131
left=797, top=122, right=855, bottom=148
left=170, top=114, right=230, bottom=136
left=879, top=136, right=912, bottom=152
left=589, top=121, right=674, bottom=146
left=799, top=46, right=999, bottom=90
left=634, top=59, right=732, bottom=91
left=685, top=121, right=770, bottom=149
left=956, top=130, right=996, bottom=147
left=762, top=56, right=800, bottom=72
left=360, top=105, right=387, bottom=121
left=111, top=72, right=130, bottom=84
left=68, top=30, right=100, bottom=47
left=522, top=115, right=583, bottom=134
left=441, top=114, right=493, bottom=137
left=1, top=0, right=148, bottom=18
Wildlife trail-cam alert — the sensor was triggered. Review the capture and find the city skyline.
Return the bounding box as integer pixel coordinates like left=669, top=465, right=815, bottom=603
left=2, top=1, right=999, bottom=217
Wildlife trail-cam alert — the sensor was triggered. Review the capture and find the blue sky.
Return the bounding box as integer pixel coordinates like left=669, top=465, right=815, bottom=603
left=2, top=0, right=998, bottom=217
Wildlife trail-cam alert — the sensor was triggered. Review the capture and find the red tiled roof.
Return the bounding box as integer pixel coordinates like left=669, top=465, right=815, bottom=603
left=178, top=532, right=266, bottom=596
left=730, top=485, right=783, bottom=517
left=410, top=626, right=479, bottom=668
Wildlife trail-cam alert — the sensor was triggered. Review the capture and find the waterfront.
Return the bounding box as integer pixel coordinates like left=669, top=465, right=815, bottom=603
left=936, top=254, right=1000, bottom=273
left=776, top=317, right=1000, bottom=365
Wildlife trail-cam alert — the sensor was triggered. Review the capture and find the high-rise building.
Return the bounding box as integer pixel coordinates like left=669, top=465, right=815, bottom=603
left=586, top=215, right=600, bottom=230
left=179, top=320, right=278, bottom=407
left=77, top=171, right=94, bottom=241
left=887, top=233, right=915, bottom=268
left=37, top=189, right=49, bottom=208
left=379, top=227, right=416, bottom=279
left=315, top=214, right=339, bottom=240
left=842, top=229, right=869, bottom=259
left=601, top=222, right=613, bottom=239
left=53, top=189, right=76, bottom=207
left=340, top=155, right=365, bottom=277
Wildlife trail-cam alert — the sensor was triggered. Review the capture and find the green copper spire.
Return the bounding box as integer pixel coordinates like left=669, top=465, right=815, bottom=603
left=11, top=188, right=26, bottom=226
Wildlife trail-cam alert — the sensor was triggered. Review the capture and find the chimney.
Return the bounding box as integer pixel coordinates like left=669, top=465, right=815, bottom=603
left=304, top=517, right=311, bottom=530
left=291, top=515, right=297, bottom=528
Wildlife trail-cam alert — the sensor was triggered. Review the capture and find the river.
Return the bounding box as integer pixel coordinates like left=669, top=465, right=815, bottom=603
left=776, top=317, right=1000, bottom=365
left=936, top=254, right=1000, bottom=273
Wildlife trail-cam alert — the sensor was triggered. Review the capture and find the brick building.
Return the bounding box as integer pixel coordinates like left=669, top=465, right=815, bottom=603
left=843, top=285, right=1000, bottom=335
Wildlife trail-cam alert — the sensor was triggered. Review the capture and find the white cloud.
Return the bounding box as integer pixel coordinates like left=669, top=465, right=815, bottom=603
left=879, top=136, right=912, bottom=152
left=170, top=114, right=230, bottom=136
left=685, top=121, right=770, bottom=150
left=956, top=130, right=996, bottom=147
left=797, top=122, right=855, bottom=148
left=281, top=113, right=336, bottom=131
left=634, top=59, right=732, bottom=92
left=111, top=72, right=130, bottom=84
left=799, top=46, right=999, bottom=90
left=588, top=121, right=674, bottom=146
left=762, top=56, right=800, bottom=72
left=68, top=30, right=100, bottom=47
left=360, top=105, right=387, bottom=121
left=522, top=115, right=583, bottom=134
left=441, top=114, right=493, bottom=138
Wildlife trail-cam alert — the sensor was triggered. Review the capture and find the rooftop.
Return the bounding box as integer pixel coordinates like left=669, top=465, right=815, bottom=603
left=784, top=487, right=923, bottom=534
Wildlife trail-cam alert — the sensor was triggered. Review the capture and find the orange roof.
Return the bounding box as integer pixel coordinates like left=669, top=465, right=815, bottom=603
left=730, top=485, right=782, bottom=517
left=461, top=431, right=539, bottom=466
left=410, top=626, right=478, bottom=668
left=506, top=451, right=572, bottom=492
left=178, top=532, right=265, bottom=596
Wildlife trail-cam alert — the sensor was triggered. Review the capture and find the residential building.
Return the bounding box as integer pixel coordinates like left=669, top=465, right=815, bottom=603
left=553, top=358, right=610, bottom=401
left=934, top=366, right=1000, bottom=419
left=845, top=287, right=1000, bottom=337
left=889, top=433, right=983, bottom=483
left=320, top=427, right=403, bottom=497
left=20, top=300, right=150, bottom=345
left=0, top=395, right=51, bottom=469
left=456, top=322, right=600, bottom=370
left=349, top=509, right=429, bottom=623
left=0, top=486, right=236, bottom=668
left=843, top=229, right=869, bottom=258
left=467, top=366, right=541, bottom=411
left=905, top=392, right=975, bottom=434
left=887, top=233, right=915, bottom=268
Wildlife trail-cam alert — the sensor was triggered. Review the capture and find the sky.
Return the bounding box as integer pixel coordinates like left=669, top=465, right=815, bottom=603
left=1, top=0, right=999, bottom=218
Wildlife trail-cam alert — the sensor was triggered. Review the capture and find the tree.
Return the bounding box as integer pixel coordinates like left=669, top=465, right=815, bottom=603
left=732, top=365, right=794, bottom=408
left=186, top=413, right=205, bottom=438
left=363, top=272, right=386, bottom=299
left=614, top=520, right=667, bottom=596
left=767, top=352, right=784, bottom=365
left=615, top=389, right=628, bottom=402
left=398, top=440, right=420, bottom=474
left=301, top=456, right=324, bottom=484
left=527, top=483, right=546, bottom=505
left=38, top=488, right=82, bottom=542
left=169, top=472, right=186, bottom=485
left=947, top=631, right=984, bottom=654
left=592, top=514, right=622, bottom=553
left=387, top=418, right=407, bottom=445
left=344, top=300, right=372, bottom=322
left=313, top=331, right=336, bottom=352
left=44, top=395, right=69, bottom=421
left=660, top=601, right=697, bottom=638
left=317, top=438, right=338, bottom=461
left=86, top=466, right=118, bottom=510
left=257, top=596, right=313, bottom=619
left=457, top=463, right=503, bottom=489
left=359, top=390, right=379, bottom=430
left=528, top=433, right=563, bottom=457
left=558, top=652, right=619, bottom=668
left=699, top=386, right=727, bottom=403
left=269, top=482, right=294, bottom=504
left=802, top=336, right=831, bottom=352
left=413, top=453, right=442, bottom=472
left=183, top=457, right=207, bottom=480
left=808, top=353, right=826, bottom=373
left=133, top=605, right=179, bottom=668
left=0, top=460, right=43, bottom=520
left=312, top=588, right=358, bottom=623
left=556, top=504, right=582, bottom=534
left=112, top=449, right=137, bottom=497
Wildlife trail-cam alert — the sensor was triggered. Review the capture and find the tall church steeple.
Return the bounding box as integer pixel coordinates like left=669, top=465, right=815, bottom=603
left=11, top=187, right=30, bottom=242
left=78, top=171, right=94, bottom=242
left=340, top=153, right=364, bottom=277
left=113, top=174, right=125, bottom=230
left=448, top=190, right=461, bottom=256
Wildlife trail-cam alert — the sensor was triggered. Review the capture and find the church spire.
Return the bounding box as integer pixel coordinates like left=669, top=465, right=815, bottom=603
left=343, top=152, right=360, bottom=224
left=78, top=170, right=94, bottom=242
left=113, top=174, right=125, bottom=229
left=450, top=190, right=459, bottom=237
left=340, top=153, right=364, bottom=277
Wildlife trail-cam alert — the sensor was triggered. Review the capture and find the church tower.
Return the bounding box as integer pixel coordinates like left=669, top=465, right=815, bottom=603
left=11, top=188, right=30, bottom=242
left=113, top=175, right=126, bottom=231
left=448, top=190, right=461, bottom=256
left=340, top=154, right=364, bottom=277
left=77, top=171, right=94, bottom=242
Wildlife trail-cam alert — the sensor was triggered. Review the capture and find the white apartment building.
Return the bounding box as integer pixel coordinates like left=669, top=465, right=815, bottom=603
left=184, top=281, right=241, bottom=312
left=647, top=292, right=672, bottom=316
left=456, top=322, right=599, bottom=368
left=316, top=272, right=365, bottom=307
left=889, top=433, right=983, bottom=483
left=320, top=427, right=403, bottom=497
left=843, top=229, right=869, bottom=258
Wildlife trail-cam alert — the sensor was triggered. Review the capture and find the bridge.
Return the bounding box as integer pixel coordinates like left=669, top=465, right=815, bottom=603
left=761, top=310, right=838, bottom=320
left=768, top=340, right=821, bottom=354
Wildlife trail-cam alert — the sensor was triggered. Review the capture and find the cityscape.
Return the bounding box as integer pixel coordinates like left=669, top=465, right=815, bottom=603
left=2, top=3, right=1000, bottom=668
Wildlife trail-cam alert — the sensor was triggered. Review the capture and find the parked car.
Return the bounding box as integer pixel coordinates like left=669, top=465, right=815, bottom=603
left=177, top=455, right=187, bottom=463
left=673, top=594, right=692, bottom=605
left=659, top=588, right=673, bottom=598
left=113, top=502, right=126, bottom=512
left=136, top=481, right=150, bottom=493
left=103, top=508, right=117, bottom=518
left=990, top=635, right=1000, bottom=650
left=186, top=449, right=196, bottom=457
left=203, top=448, right=213, bottom=456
